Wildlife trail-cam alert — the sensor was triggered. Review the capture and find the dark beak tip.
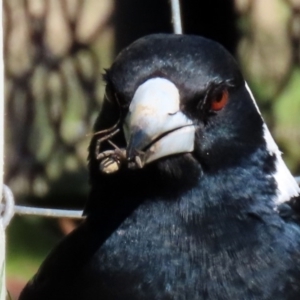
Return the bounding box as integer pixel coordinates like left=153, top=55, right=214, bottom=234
left=126, top=129, right=151, bottom=157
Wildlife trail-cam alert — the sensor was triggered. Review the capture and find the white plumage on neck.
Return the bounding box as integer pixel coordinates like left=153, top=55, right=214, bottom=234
left=245, top=83, right=300, bottom=204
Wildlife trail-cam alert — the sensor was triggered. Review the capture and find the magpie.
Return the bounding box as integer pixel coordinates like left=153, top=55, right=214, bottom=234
left=19, top=34, right=300, bottom=300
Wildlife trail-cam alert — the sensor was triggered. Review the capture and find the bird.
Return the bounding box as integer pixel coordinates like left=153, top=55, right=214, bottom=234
left=19, top=34, right=300, bottom=300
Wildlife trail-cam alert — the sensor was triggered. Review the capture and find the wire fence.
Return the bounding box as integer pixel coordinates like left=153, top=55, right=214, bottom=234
left=1, top=0, right=300, bottom=227
left=1, top=1, right=300, bottom=298
left=0, top=0, right=184, bottom=226
left=0, top=4, right=183, bottom=298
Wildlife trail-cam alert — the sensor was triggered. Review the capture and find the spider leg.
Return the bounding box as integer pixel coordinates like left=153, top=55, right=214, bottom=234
left=98, top=128, right=120, bottom=143
left=107, top=140, right=127, bottom=159
left=93, top=118, right=120, bottom=136
left=94, top=128, right=120, bottom=159
left=96, top=150, right=116, bottom=160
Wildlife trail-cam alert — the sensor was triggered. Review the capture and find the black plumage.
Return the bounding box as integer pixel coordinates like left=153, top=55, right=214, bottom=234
left=20, top=34, right=300, bottom=300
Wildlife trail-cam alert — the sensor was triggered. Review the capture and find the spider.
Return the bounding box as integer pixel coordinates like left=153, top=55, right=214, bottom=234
left=93, top=122, right=144, bottom=174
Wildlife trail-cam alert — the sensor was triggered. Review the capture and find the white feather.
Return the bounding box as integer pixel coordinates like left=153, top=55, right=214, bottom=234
left=245, top=83, right=300, bottom=204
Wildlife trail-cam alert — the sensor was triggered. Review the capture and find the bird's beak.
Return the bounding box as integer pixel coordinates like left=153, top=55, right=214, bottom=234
left=123, top=78, right=195, bottom=168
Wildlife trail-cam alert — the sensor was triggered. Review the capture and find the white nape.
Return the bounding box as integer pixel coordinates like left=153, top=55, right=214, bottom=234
left=245, top=83, right=300, bottom=204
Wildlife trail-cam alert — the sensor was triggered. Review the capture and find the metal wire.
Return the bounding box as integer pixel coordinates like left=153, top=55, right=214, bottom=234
left=0, top=185, right=84, bottom=221
left=170, top=0, right=183, bottom=34
left=1, top=185, right=15, bottom=228
left=0, top=177, right=299, bottom=226
left=13, top=205, right=84, bottom=219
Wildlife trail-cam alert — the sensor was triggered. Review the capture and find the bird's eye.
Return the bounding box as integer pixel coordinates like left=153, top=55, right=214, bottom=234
left=211, top=90, right=229, bottom=111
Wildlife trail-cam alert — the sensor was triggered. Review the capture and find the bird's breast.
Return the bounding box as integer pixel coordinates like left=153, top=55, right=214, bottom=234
left=82, top=199, right=300, bottom=299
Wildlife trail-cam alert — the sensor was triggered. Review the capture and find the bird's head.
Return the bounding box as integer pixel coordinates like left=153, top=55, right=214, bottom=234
left=87, top=34, right=299, bottom=209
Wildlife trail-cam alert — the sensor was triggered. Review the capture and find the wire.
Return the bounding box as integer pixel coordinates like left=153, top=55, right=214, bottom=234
left=0, top=185, right=84, bottom=223
left=13, top=205, right=84, bottom=219
left=0, top=203, right=84, bottom=220
left=170, top=0, right=183, bottom=34
left=1, top=185, right=15, bottom=228
left=1, top=176, right=300, bottom=227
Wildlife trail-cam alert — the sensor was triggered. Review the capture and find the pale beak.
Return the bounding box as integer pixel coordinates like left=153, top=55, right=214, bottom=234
left=123, top=77, right=195, bottom=168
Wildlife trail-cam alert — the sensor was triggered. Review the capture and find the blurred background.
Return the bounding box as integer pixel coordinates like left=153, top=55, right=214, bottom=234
left=3, top=0, right=300, bottom=298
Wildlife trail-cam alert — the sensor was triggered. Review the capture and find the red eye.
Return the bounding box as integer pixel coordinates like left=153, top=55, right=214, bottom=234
left=211, top=90, right=229, bottom=111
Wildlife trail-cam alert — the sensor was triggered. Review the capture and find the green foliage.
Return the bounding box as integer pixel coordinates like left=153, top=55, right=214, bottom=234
left=274, top=67, right=300, bottom=172
left=6, top=216, right=62, bottom=281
